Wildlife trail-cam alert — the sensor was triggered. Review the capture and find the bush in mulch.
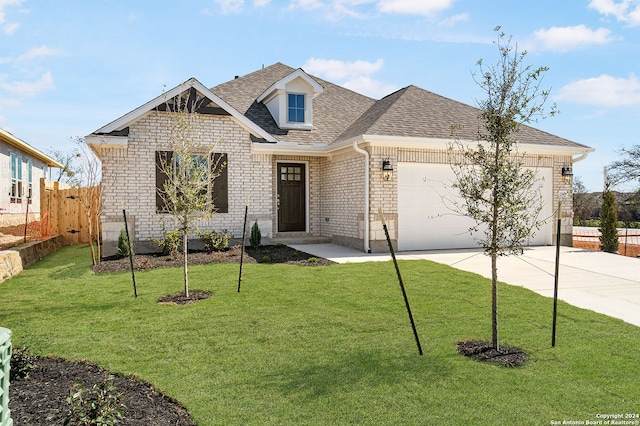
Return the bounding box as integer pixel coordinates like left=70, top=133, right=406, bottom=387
left=457, top=340, right=528, bottom=367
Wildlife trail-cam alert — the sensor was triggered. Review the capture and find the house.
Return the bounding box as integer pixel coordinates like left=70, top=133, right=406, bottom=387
left=0, top=128, right=63, bottom=226
left=86, top=62, right=594, bottom=256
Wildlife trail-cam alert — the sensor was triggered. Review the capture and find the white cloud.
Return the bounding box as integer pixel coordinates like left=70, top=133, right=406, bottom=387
left=0, top=71, right=55, bottom=98
left=303, top=58, right=397, bottom=98
left=532, top=25, right=613, bottom=52
left=556, top=73, right=640, bottom=107
left=2, top=21, right=18, bottom=34
left=15, top=45, right=61, bottom=62
left=287, top=0, right=376, bottom=19
left=0, top=0, right=24, bottom=34
left=588, top=0, right=640, bottom=26
left=214, top=0, right=244, bottom=14
left=377, top=0, right=455, bottom=16
left=254, top=0, right=271, bottom=5
left=342, top=75, right=398, bottom=98
left=303, top=57, right=384, bottom=80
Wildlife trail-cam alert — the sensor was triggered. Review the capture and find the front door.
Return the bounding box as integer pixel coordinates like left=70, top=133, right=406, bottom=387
left=277, top=163, right=306, bottom=232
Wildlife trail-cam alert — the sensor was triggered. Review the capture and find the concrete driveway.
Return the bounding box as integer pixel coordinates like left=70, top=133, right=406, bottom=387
left=290, top=244, right=640, bottom=328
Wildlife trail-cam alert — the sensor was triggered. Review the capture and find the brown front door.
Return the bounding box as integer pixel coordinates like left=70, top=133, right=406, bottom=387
left=277, top=163, right=306, bottom=232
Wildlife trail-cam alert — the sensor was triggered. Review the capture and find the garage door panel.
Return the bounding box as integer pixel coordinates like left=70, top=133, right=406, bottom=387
left=398, top=163, right=552, bottom=251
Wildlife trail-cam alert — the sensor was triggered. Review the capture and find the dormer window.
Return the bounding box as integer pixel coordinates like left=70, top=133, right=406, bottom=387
left=288, top=94, right=305, bottom=123
left=257, top=68, right=323, bottom=131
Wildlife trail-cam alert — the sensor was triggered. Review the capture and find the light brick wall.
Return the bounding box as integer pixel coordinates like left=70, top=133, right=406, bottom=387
left=100, top=111, right=272, bottom=253
left=319, top=150, right=365, bottom=248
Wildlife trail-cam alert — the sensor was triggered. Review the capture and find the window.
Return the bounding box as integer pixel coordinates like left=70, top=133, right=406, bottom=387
left=155, top=151, right=228, bottom=213
left=287, top=93, right=305, bottom=123
left=10, top=152, right=22, bottom=203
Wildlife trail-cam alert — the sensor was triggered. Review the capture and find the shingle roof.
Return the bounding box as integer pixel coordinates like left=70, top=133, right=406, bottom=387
left=212, top=63, right=589, bottom=150
left=211, top=63, right=375, bottom=146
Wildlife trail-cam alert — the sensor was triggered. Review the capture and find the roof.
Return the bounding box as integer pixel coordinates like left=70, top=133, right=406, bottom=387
left=213, top=63, right=591, bottom=151
left=0, top=128, right=63, bottom=168
left=211, top=63, right=376, bottom=146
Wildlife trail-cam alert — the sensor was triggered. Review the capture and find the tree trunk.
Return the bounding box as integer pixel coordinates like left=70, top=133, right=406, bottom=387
left=183, top=229, right=189, bottom=298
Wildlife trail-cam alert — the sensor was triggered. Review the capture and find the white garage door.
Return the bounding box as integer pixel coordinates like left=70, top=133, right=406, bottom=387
left=397, top=163, right=553, bottom=251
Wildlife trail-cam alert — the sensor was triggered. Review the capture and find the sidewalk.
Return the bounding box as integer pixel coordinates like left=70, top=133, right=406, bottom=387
left=290, top=244, right=640, bottom=327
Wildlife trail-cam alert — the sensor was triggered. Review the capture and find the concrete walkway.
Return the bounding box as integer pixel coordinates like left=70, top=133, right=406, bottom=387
left=290, top=244, right=640, bottom=327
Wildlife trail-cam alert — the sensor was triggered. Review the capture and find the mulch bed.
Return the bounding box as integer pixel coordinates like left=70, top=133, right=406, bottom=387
left=91, top=244, right=333, bottom=274
left=10, top=355, right=195, bottom=425
left=457, top=340, right=528, bottom=367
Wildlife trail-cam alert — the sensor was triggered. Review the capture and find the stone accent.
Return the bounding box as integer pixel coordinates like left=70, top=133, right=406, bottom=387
left=0, top=236, right=65, bottom=283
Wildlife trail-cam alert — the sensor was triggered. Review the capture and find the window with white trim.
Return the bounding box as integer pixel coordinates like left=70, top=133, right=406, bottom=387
left=287, top=93, right=305, bottom=123
left=10, top=152, right=23, bottom=204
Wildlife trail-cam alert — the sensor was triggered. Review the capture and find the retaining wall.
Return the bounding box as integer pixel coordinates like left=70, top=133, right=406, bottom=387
left=0, top=236, right=65, bottom=283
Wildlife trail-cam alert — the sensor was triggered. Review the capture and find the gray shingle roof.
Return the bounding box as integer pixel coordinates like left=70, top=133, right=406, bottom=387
left=211, top=63, right=375, bottom=146
left=212, top=63, right=589, bottom=150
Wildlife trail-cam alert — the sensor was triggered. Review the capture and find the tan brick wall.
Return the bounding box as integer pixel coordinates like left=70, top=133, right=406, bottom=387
left=100, top=112, right=273, bottom=251
left=319, top=150, right=365, bottom=245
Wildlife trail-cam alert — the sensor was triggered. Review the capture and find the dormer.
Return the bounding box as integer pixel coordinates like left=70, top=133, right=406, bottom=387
left=257, top=68, right=324, bottom=130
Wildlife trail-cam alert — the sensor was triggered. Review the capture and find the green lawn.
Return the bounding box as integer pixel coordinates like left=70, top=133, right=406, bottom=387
left=1, top=245, right=638, bottom=425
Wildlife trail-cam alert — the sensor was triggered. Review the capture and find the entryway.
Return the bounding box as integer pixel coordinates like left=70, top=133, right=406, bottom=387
left=277, top=163, right=306, bottom=232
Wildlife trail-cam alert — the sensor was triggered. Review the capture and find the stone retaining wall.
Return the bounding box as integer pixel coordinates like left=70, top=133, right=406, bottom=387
left=0, top=236, right=65, bottom=283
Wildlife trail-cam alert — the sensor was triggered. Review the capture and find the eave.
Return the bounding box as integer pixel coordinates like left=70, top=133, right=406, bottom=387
left=0, top=128, right=64, bottom=168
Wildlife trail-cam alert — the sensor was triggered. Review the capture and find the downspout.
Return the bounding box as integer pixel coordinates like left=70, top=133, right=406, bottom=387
left=352, top=140, right=371, bottom=253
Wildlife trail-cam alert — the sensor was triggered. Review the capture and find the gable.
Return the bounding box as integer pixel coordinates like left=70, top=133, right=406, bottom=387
left=86, top=78, right=276, bottom=159
left=256, top=68, right=324, bottom=131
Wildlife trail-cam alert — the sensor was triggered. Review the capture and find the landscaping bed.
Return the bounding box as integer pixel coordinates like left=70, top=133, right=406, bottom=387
left=92, top=244, right=333, bottom=273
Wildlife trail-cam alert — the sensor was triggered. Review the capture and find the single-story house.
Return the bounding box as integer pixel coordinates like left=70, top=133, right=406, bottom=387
left=86, top=62, right=594, bottom=255
left=0, top=128, right=63, bottom=226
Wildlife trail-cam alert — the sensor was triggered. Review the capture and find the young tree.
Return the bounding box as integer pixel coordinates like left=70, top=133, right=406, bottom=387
left=449, top=27, right=557, bottom=350
left=157, top=89, right=225, bottom=298
left=608, top=145, right=640, bottom=190
left=73, top=137, right=104, bottom=265
left=47, top=146, right=82, bottom=186
left=600, top=178, right=619, bottom=254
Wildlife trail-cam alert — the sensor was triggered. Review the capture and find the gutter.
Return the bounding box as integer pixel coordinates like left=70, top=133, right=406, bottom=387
left=352, top=140, right=371, bottom=253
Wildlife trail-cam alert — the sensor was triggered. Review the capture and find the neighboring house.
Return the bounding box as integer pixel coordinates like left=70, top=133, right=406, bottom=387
left=86, top=62, right=594, bottom=255
left=0, top=128, right=63, bottom=226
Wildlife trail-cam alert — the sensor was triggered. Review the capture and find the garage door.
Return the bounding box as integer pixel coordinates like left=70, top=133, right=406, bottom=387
left=397, top=163, right=553, bottom=251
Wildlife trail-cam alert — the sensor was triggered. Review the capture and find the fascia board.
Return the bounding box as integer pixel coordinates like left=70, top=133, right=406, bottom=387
left=335, top=134, right=595, bottom=157
left=257, top=69, right=323, bottom=103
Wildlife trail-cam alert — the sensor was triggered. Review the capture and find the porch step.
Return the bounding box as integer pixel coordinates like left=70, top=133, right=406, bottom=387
left=269, top=234, right=332, bottom=245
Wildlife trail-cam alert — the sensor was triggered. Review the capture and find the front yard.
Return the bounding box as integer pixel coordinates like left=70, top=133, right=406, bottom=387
left=1, top=245, right=638, bottom=425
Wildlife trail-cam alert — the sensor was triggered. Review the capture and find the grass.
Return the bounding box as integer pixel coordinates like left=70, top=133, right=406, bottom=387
left=1, top=245, right=639, bottom=425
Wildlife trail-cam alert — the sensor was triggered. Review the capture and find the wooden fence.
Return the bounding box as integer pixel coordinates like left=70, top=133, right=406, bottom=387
left=39, top=179, right=100, bottom=245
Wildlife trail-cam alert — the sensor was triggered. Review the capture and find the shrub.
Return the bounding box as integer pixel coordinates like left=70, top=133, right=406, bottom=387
left=10, top=346, right=36, bottom=381
left=154, top=229, right=182, bottom=256
left=115, top=228, right=133, bottom=258
left=250, top=221, right=261, bottom=250
left=197, top=229, right=231, bottom=252
left=307, top=257, right=318, bottom=263
left=600, top=184, right=619, bottom=254
left=65, top=374, right=125, bottom=426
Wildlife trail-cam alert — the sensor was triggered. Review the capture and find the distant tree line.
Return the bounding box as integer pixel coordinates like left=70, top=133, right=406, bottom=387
left=573, top=177, right=640, bottom=227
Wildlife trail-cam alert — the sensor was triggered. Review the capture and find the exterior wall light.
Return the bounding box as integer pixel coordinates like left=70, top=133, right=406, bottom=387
left=382, top=158, right=393, bottom=181
left=561, top=165, right=573, bottom=183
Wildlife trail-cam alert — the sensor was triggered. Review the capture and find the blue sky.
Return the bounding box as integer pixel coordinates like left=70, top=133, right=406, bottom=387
left=1, top=0, right=639, bottom=192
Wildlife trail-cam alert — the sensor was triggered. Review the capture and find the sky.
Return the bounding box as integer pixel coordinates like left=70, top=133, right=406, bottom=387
left=1, top=0, right=640, bottom=192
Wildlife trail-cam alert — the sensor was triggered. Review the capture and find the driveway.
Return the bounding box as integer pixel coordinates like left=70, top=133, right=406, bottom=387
left=290, top=244, right=640, bottom=328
